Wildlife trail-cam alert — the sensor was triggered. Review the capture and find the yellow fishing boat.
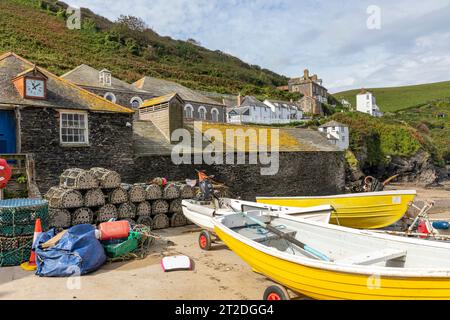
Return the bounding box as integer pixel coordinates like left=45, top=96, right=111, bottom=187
left=213, top=211, right=450, bottom=300
left=256, top=190, right=416, bottom=229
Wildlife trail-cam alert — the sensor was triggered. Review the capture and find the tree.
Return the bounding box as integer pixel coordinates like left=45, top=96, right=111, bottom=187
left=116, top=15, right=147, bottom=32
left=187, top=38, right=201, bottom=46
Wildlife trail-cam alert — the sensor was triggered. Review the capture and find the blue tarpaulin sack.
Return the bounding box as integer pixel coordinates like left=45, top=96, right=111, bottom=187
left=35, top=224, right=106, bottom=277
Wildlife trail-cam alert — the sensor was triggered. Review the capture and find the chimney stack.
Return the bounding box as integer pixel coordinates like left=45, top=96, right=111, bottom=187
left=237, top=93, right=242, bottom=106
left=304, top=69, right=310, bottom=80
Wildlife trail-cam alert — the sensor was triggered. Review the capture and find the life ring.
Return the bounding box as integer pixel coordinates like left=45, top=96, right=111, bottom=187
left=0, top=159, right=12, bottom=189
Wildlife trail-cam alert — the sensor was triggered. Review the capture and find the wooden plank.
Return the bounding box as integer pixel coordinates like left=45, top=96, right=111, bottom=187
left=335, top=249, right=407, bottom=266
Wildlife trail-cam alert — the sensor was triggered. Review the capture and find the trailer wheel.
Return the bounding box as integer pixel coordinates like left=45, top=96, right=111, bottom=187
left=199, top=231, right=212, bottom=251
left=263, top=285, right=290, bottom=300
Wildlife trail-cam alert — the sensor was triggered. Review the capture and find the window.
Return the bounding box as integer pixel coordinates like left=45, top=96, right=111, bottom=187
left=211, top=108, right=219, bottom=122
left=60, top=112, right=88, bottom=145
left=130, top=97, right=143, bottom=109
left=104, top=92, right=116, bottom=103
left=198, top=106, right=207, bottom=120
left=185, top=105, right=194, bottom=119
left=99, top=70, right=112, bottom=86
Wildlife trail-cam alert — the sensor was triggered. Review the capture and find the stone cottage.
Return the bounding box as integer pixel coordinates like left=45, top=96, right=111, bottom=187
left=278, top=69, right=328, bottom=116
left=133, top=76, right=226, bottom=123
left=0, top=52, right=135, bottom=193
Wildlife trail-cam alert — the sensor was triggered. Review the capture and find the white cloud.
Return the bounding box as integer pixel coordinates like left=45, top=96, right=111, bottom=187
left=66, top=0, right=450, bottom=92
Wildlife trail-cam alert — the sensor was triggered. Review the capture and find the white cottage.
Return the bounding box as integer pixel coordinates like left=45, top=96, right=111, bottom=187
left=263, top=99, right=303, bottom=123
left=356, top=90, right=383, bottom=117
left=227, top=96, right=272, bottom=124
left=318, top=121, right=349, bottom=150
left=227, top=96, right=303, bottom=125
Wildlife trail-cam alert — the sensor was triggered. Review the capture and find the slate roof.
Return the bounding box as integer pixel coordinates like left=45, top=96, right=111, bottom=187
left=228, top=106, right=250, bottom=115
left=133, top=121, right=340, bottom=155
left=0, top=52, right=133, bottom=113
left=140, top=93, right=183, bottom=108
left=133, top=76, right=223, bottom=106
left=61, top=64, right=147, bottom=93
left=240, top=96, right=267, bottom=108
left=264, top=99, right=300, bottom=110
left=319, top=121, right=347, bottom=128
left=197, top=123, right=340, bottom=152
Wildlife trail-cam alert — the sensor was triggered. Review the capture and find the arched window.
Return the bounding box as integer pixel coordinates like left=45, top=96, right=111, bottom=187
left=211, top=108, right=219, bottom=122
left=198, top=106, right=207, bottom=120
left=184, top=104, right=194, bottom=119
left=130, top=96, right=143, bottom=109
left=104, top=92, right=117, bottom=103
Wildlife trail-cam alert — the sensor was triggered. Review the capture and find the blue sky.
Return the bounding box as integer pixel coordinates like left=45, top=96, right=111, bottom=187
left=66, top=0, right=450, bottom=93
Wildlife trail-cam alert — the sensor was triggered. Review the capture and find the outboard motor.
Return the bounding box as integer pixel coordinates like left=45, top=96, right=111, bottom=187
left=197, top=171, right=214, bottom=202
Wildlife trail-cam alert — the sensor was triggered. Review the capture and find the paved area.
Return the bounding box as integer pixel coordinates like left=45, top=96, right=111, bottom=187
left=0, top=226, right=274, bottom=300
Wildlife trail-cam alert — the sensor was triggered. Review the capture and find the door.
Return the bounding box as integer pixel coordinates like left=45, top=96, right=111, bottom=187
left=0, top=110, right=17, bottom=154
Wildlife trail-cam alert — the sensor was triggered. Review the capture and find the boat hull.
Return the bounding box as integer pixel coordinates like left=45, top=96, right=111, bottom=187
left=214, top=223, right=450, bottom=300
left=257, top=190, right=416, bottom=229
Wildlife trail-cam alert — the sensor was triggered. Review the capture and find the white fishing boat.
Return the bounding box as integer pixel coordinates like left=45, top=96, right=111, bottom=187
left=181, top=198, right=333, bottom=250
left=213, top=211, right=450, bottom=300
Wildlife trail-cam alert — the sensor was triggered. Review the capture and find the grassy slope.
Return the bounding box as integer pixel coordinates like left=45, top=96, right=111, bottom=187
left=390, top=100, right=450, bottom=161
left=334, top=81, right=450, bottom=112
left=0, top=0, right=296, bottom=100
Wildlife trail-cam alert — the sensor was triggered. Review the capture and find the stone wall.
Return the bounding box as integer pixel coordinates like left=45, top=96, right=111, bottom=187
left=186, top=101, right=226, bottom=123
left=133, top=151, right=345, bottom=200
left=19, top=107, right=134, bottom=193
left=85, top=87, right=154, bottom=111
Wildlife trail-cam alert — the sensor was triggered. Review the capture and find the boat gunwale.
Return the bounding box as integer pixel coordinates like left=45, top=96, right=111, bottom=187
left=256, top=190, right=417, bottom=201
left=181, top=200, right=335, bottom=216
left=213, top=212, right=450, bottom=278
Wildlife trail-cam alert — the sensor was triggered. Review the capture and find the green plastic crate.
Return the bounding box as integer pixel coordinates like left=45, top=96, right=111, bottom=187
left=103, top=231, right=141, bottom=258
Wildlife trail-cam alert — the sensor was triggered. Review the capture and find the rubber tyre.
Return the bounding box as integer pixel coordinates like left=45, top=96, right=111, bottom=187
left=263, top=285, right=290, bottom=301
left=199, top=231, right=212, bottom=251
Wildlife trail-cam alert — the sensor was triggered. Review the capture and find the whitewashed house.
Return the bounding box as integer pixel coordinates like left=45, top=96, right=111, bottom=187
left=356, top=90, right=383, bottom=117
left=227, top=96, right=303, bottom=124
left=340, top=99, right=352, bottom=110
left=263, top=99, right=303, bottom=123
left=227, top=96, right=272, bottom=124
left=318, top=121, right=349, bottom=150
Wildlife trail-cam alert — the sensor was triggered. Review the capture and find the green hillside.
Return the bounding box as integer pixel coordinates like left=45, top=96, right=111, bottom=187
left=391, top=99, right=450, bottom=162
left=0, top=0, right=298, bottom=101
left=334, top=81, right=450, bottom=112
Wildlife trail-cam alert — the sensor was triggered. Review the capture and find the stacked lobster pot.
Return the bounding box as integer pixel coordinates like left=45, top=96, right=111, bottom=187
left=45, top=167, right=121, bottom=229
left=44, top=168, right=195, bottom=231
left=133, top=181, right=195, bottom=230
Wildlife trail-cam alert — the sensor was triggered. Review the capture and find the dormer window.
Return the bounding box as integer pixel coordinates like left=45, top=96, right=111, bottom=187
left=99, top=69, right=112, bottom=86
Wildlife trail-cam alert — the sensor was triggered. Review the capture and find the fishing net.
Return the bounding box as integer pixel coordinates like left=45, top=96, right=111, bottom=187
left=106, top=224, right=155, bottom=263
left=0, top=235, right=33, bottom=267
